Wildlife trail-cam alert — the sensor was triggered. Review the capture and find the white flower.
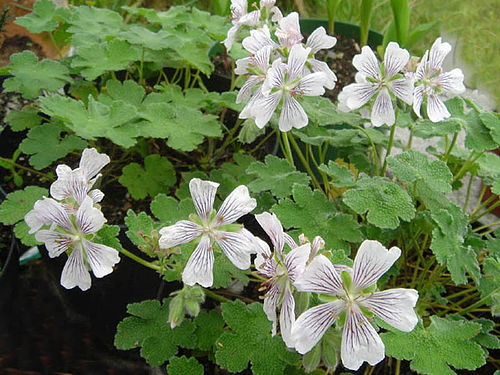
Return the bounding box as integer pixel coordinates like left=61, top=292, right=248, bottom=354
left=235, top=45, right=272, bottom=105
left=413, top=37, right=465, bottom=122
left=50, top=148, right=110, bottom=205
left=223, top=0, right=261, bottom=51
left=244, top=44, right=327, bottom=131
left=291, top=240, right=418, bottom=370
left=242, top=24, right=278, bottom=54
left=305, top=27, right=337, bottom=90
left=338, top=42, right=414, bottom=126
left=158, top=179, right=257, bottom=288
left=254, top=212, right=310, bottom=347
left=25, top=196, right=120, bottom=291
left=275, top=12, right=303, bottom=48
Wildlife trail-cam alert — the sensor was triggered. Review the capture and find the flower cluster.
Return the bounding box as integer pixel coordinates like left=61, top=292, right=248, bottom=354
left=25, top=148, right=120, bottom=291
left=226, top=0, right=337, bottom=131
left=159, top=178, right=419, bottom=370
left=338, top=38, right=465, bottom=126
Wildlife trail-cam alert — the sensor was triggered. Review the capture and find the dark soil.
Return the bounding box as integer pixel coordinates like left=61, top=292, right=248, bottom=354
left=0, top=35, right=44, bottom=67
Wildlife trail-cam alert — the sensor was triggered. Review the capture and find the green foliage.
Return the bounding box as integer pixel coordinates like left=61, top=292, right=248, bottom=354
left=194, top=310, right=225, bottom=351
left=343, top=175, right=415, bottom=229
left=114, top=299, right=196, bottom=366
left=166, top=356, right=204, bottom=375
left=381, top=316, right=486, bottom=375
left=212, top=252, right=250, bottom=289
left=479, top=111, right=500, bottom=145
left=119, top=155, right=176, bottom=200
left=430, top=206, right=480, bottom=285
left=0, top=186, right=47, bottom=245
left=150, top=194, right=195, bottom=225
left=3, top=51, right=71, bottom=99
left=478, top=257, right=500, bottom=315
left=388, top=150, right=452, bottom=193
left=94, top=224, right=123, bottom=251
left=14, top=0, right=69, bottom=33
left=215, top=300, right=299, bottom=375
left=5, top=107, right=42, bottom=132
left=272, top=184, right=362, bottom=251
left=246, top=155, right=310, bottom=198
left=19, top=123, right=87, bottom=170
left=318, top=160, right=356, bottom=188
left=71, top=40, right=139, bottom=80
left=124, top=210, right=157, bottom=249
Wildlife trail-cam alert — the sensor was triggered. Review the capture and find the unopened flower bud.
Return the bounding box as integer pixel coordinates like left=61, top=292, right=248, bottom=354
left=168, top=294, right=185, bottom=329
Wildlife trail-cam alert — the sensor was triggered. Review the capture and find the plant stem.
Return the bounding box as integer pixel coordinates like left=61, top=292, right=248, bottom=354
left=471, top=200, right=500, bottom=222
left=452, top=151, right=484, bottom=183
left=249, top=129, right=277, bottom=154
left=203, top=288, right=230, bottom=303
left=457, top=288, right=499, bottom=316
left=117, top=247, right=161, bottom=271
left=48, top=31, right=63, bottom=59
left=281, top=131, right=295, bottom=167
left=288, top=133, right=323, bottom=192
left=442, top=132, right=458, bottom=161
left=351, top=124, right=380, bottom=175
left=463, top=173, right=474, bottom=213
left=473, top=220, right=500, bottom=233
left=381, top=122, right=397, bottom=176
left=0, top=157, right=52, bottom=178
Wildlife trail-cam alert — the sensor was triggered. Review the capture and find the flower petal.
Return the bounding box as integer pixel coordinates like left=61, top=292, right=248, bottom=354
left=352, top=240, right=401, bottom=290
left=35, top=230, right=73, bottom=258
left=189, top=178, right=219, bottom=222
left=61, top=244, right=91, bottom=291
left=284, top=243, right=311, bottom=282
left=353, top=46, right=381, bottom=80
left=306, top=27, right=336, bottom=53
left=83, top=240, right=120, bottom=278
left=412, top=84, right=425, bottom=118
left=291, top=300, right=345, bottom=354
left=253, top=91, right=282, bottom=128
left=389, top=77, right=413, bottom=105
left=239, top=87, right=263, bottom=119
left=27, top=197, right=72, bottom=233
left=371, top=87, right=395, bottom=127
left=309, top=59, right=337, bottom=90
left=287, top=44, right=310, bottom=81
left=216, top=229, right=255, bottom=269
left=436, top=68, right=465, bottom=95
left=414, top=50, right=429, bottom=80
left=75, top=196, right=106, bottom=235
left=280, top=283, right=296, bottom=348
left=360, top=288, right=419, bottom=332
left=270, top=6, right=282, bottom=22
left=284, top=233, right=297, bottom=249
left=342, top=82, right=377, bottom=110
left=223, top=25, right=239, bottom=51
left=294, top=254, right=343, bottom=295
left=255, top=212, right=284, bottom=254
left=279, top=93, right=308, bottom=132
left=237, top=9, right=260, bottom=26
left=263, top=280, right=280, bottom=335
left=276, top=12, right=303, bottom=48
left=383, top=42, right=410, bottom=78
left=262, top=59, right=286, bottom=95
left=254, top=236, right=276, bottom=277
left=341, top=306, right=385, bottom=370
left=427, top=93, right=450, bottom=123
left=429, top=37, right=451, bottom=72
left=242, top=25, right=277, bottom=54
left=253, top=44, right=272, bottom=72
left=79, top=148, right=110, bottom=182
left=182, top=235, right=214, bottom=287
left=89, top=189, right=104, bottom=203
left=298, top=72, right=327, bottom=96
left=159, top=220, right=202, bottom=248
left=215, top=185, right=257, bottom=225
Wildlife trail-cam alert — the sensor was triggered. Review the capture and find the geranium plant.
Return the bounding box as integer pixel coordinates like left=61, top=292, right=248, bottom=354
left=0, top=0, right=499, bottom=374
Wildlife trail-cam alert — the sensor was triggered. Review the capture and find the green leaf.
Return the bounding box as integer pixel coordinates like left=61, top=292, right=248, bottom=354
left=478, top=257, right=500, bottom=315
left=71, top=39, right=138, bottom=80
left=212, top=252, right=250, bottom=288
left=124, top=210, right=157, bottom=248
left=246, top=155, right=310, bottom=198
left=381, top=316, right=486, bottom=375
left=14, top=220, right=39, bottom=246
left=215, top=300, right=299, bottom=375
left=114, top=299, right=196, bottom=366
left=343, top=175, right=415, bottom=229
left=388, top=150, right=452, bottom=193
left=14, top=0, right=65, bottom=33
left=194, top=309, right=225, bottom=351
left=300, top=96, right=362, bottom=127
left=470, top=318, right=500, bottom=349
left=119, top=155, right=176, bottom=200
left=430, top=206, right=480, bottom=285
left=99, top=79, right=146, bottom=108
left=121, top=25, right=172, bottom=50
left=5, top=107, right=42, bottom=132
left=209, top=153, right=258, bottom=197
left=0, top=186, right=48, bottom=225
left=138, top=101, right=221, bottom=151
left=3, top=51, right=71, bottom=99
left=479, top=111, right=500, bottom=145
left=94, top=224, right=123, bottom=251
left=150, top=194, right=195, bottom=225
left=318, top=160, right=356, bottom=188
left=19, top=123, right=87, bottom=170
left=272, top=184, right=362, bottom=251
left=38, top=95, right=139, bottom=148
left=413, top=118, right=462, bottom=138
left=166, top=356, right=204, bottom=375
